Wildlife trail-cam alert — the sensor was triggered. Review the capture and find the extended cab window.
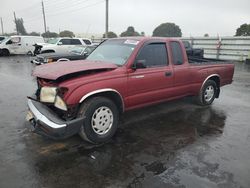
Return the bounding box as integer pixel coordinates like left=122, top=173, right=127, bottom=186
left=135, top=43, right=168, bottom=68
left=170, top=42, right=184, bottom=65
left=71, top=39, right=82, bottom=45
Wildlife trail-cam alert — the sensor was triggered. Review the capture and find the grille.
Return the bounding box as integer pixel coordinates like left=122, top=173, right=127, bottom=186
left=37, top=56, right=44, bottom=63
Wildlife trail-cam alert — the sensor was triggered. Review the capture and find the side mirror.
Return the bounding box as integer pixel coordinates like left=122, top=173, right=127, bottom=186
left=57, top=42, right=63, bottom=45
left=132, top=59, right=146, bottom=69
left=6, top=40, right=13, bottom=45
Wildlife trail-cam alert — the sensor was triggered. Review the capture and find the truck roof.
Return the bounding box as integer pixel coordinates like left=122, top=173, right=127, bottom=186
left=109, top=36, right=180, bottom=42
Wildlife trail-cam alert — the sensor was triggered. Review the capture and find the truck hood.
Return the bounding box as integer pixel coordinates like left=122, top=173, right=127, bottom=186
left=33, top=60, right=118, bottom=81
left=37, top=51, right=73, bottom=59
left=40, top=43, right=57, bottom=48
left=36, top=42, right=48, bottom=46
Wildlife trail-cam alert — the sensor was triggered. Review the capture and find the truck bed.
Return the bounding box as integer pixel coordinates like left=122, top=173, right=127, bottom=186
left=188, top=56, right=232, bottom=65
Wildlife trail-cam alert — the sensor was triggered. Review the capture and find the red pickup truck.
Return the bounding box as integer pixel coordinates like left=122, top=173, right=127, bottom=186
left=26, top=37, right=234, bottom=143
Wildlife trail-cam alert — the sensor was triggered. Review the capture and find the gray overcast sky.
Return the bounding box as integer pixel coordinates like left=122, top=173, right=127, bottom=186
left=1, top=0, right=249, bottom=37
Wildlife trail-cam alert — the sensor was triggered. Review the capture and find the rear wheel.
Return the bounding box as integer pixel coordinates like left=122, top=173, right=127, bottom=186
left=195, top=80, right=217, bottom=106
left=78, top=97, right=119, bottom=143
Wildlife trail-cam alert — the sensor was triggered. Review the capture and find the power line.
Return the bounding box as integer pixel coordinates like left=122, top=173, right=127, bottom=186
left=45, top=0, right=105, bottom=17
left=44, top=0, right=91, bottom=6
left=44, top=0, right=93, bottom=12
left=9, top=0, right=107, bottom=34
left=15, top=2, right=41, bottom=13
left=44, top=0, right=101, bottom=16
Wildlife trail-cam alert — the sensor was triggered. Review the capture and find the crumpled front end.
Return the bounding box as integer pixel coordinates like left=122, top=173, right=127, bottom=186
left=26, top=77, right=83, bottom=139
left=26, top=98, right=84, bottom=140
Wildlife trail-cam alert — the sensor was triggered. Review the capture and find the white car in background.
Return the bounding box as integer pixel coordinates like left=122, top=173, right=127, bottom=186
left=35, top=38, right=93, bottom=54
left=0, top=36, right=44, bottom=56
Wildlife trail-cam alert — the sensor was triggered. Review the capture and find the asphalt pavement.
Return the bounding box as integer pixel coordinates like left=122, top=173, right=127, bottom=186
left=0, top=56, right=250, bottom=188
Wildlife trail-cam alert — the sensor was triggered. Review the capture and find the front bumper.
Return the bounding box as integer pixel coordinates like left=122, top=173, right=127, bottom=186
left=31, top=59, right=43, bottom=65
left=27, top=98, right=84, bottom=140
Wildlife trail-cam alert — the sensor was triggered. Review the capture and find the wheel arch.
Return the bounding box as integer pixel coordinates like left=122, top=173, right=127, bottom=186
left=2, top=48, right=10, bottom=55
left=41, top=49, right=55, bottom=54
left=201, top=74, right=221, bottom=98
left=57, top=58, right=70, bottom=62
left=79, top=89, right=124, bottom=114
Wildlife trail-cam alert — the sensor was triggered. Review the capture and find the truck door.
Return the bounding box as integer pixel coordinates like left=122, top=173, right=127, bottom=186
left=70, top=39, right=82, bottom=49
left=127, top=42, right=174, bottom=107
left=7, top=37, right=25, bottom=54
left=57, top=39, right=72, bottom=53
left=170, top=41, right=192, bottom=96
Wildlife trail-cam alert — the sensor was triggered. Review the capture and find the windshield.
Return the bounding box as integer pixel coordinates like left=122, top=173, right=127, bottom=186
left=47, top=38, right=59, bottom=44
left=87, top=39, right=139, bottom=65
left=0, top=37, right=9, bottom=44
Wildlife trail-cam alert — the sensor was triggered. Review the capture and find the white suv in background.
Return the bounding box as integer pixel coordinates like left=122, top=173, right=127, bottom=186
left=38, top=38, right=92, bottom=54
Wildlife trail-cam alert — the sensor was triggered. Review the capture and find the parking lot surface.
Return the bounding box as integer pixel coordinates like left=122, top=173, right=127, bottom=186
left=0, top=56, right=250, bottom=188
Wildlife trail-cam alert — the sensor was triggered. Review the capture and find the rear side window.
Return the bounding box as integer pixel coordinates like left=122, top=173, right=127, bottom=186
left=136, top=43, right=168, bottom=68
left=82, top=39, right=91, bottom=45
left=60, top=39, right=71, bottom=45
left=71, top=39, right=82, bottom=45
left=170, top=42, right=184, bottom=65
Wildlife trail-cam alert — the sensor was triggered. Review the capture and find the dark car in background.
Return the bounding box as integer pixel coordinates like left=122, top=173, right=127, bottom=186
left=31, top=46, right=96, bottom=65
left=182, top=40, right=204, bottom=58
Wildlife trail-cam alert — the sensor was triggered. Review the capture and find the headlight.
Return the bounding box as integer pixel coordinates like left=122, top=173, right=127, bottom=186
left=45, top=58, right=53, bottom=63
left=54, top=96, right=67, bottom=111
left=40, top=87, right=57, bottom=103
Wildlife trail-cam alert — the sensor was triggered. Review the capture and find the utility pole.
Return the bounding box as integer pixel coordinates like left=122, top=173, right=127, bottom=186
left=13, top=11, right=18, bottom=35
left=0, top=17, right=4, bottom=35
left=42, top=0, right=47, bottom=33
left=105, top=0, right=109, bottom=38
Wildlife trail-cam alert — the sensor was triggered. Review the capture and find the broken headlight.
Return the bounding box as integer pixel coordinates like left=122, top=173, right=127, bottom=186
left=54, top=95, right=67, bottom=111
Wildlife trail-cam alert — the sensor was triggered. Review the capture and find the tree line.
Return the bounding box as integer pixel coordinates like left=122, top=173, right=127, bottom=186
left=4, top=17, right=250, bottom=38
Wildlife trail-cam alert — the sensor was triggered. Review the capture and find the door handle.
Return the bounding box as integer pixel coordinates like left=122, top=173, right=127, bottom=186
left=131, top=75, right=145, bottom=79
left=165, top=71, right=172, bottom=77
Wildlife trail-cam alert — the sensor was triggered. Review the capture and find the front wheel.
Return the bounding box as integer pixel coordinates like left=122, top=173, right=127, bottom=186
left=78, top=97, right=119, bottom=143
left=27, top=51, right=33, bottom=56
left=195, top=80, right=217, bottom=106
left=2, top=49, right=10, bottom=56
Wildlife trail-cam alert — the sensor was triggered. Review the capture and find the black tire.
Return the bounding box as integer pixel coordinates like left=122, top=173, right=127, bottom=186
left=78, top=97, right=119, bottom=143
left=27, top=51, right=33, bottom=56
left=2, top=49, right=10, bottom=56
left=195, top=80, right=217, bottom=106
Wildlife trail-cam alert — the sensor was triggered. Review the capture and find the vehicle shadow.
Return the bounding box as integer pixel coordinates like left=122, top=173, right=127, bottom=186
left=23, top=98, right=226, bottom=187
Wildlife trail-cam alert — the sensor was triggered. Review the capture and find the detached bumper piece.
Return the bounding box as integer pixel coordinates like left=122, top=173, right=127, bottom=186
left=27, top=98, right=84, bottom=140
